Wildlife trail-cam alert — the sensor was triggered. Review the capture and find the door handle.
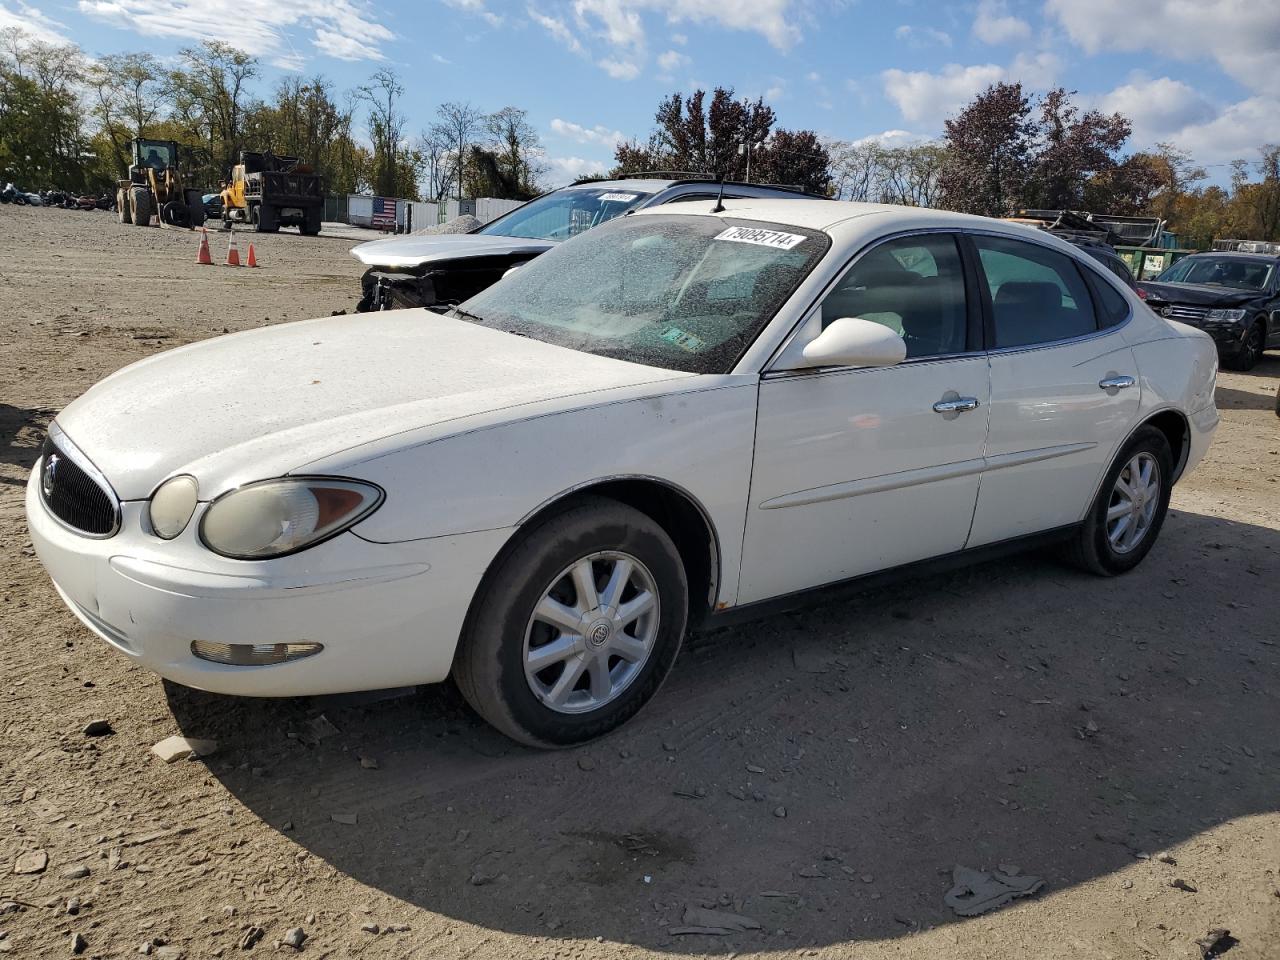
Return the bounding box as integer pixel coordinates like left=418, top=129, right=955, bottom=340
left=933, top=397, right=980, bottom=414
left=1098, top=375, right=1136, bottom=391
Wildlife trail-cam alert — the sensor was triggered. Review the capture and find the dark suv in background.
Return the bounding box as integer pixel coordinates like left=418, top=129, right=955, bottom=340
left=1138, top=252, right=1280, bottom=370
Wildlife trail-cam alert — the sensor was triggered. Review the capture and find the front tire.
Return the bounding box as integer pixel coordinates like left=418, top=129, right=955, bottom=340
left=454, top=497, right=689, bottom=747
left=1222, top=321, right=1265, bottom=371
left=1064, top=426, right=1173, bottom=576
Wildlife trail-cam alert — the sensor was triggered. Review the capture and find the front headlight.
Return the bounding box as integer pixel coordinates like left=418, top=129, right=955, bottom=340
left=199, top=477, right=384, bottom=559
left=1205, top=308, right=1248, bottom=321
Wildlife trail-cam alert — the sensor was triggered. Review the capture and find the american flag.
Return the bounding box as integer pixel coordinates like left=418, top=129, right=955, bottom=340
left=372, top=196, right=396, bottom=230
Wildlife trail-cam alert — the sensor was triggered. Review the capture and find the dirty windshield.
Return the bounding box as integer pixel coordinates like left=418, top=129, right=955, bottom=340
left=478, top=186, right=653, bottom=241
left=459, top=214, right=829, bottom=374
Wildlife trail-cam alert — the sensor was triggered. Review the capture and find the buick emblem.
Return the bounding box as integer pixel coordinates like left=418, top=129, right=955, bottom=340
left=589, top=621, right=612, bottom=647
left=41, top=452, right=59, bottom=496
left=1160, top=306, right=1173, bottom=317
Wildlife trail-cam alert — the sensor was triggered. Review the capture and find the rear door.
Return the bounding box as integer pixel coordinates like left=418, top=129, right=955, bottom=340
left=965, top=233, right=1141, bottom=548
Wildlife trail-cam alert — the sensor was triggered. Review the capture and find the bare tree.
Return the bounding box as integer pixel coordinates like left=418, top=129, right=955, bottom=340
left=432, top=101, right=483, bottom=200
left=354, top=69, right=407, bottom=197
left=415, top=125, right=456, bottom=201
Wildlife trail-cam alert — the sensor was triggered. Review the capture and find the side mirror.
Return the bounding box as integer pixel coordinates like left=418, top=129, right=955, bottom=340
left=799, top=317, right=907, bottom=369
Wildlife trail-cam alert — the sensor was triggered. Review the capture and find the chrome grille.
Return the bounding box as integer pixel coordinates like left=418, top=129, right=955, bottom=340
left=1161, top=304, right=1209, bottom=323
left=39, top=427, right=120, bottom=537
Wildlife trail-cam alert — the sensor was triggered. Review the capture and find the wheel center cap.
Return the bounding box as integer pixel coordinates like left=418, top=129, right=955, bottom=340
left=587, top=619, right=613, bottom=647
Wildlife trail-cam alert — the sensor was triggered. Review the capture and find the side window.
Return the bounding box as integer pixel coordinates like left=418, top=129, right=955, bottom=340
left=1084, top=268, right=1132, bottom=329
left=820, top=234, right=969, bottom=358
left=975, top=236, right=1098, bottom=348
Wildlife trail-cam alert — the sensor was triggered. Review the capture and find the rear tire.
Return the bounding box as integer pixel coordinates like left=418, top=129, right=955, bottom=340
left=255, top=203, right=279, bottom=233
left=454, top=496, right=689, bottom=747
left=1063, top=426, right=1173, bottom=576
left=116, top=188, right=128, bottom=223
left=299, top=208, right=322, bottom=236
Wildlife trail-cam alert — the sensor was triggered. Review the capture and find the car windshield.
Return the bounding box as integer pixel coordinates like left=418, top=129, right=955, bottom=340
left=478, top=186, right=653, bottom=241
left=1156, top=256, right=1273, bottom=291
left=459, top=214, right=830, bottom=374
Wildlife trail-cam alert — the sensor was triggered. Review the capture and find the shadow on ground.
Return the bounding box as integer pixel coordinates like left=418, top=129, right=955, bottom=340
left=166, top=508, right=1280, bottom=952
left=0, top=403, right=51, bottom=486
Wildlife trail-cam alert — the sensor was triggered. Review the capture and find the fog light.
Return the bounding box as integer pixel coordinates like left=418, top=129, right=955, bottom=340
left=191, top=641, right=323, bottom=665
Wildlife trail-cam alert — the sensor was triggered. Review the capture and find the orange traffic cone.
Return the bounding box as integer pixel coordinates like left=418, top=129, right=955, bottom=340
left=246, top=242, right=258, bottom=268
left=225, top=226, right=241, bottom=267
left=195, top=227, right=213, bottom=265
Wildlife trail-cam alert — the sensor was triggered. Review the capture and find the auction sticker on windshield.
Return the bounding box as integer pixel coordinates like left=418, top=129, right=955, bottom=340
left=714, top=226, right=808, bottom=250
left=597, top=192, right=640, bottom=202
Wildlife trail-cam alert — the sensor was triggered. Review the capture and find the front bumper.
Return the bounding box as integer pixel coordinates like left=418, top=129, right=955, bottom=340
left=26, top=464, right=511, bottom=697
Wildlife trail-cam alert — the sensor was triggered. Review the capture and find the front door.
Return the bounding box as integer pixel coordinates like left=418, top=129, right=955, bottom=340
left=737, top=233, right=990, bottom=604
left=965, top=233, right=1141, bottom=547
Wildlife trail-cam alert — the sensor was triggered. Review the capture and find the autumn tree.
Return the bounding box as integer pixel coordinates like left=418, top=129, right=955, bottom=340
left=88, top=52, right=166, bottom=175
left=0, top=28, right=92, bottom=190
left=1024, top=88, right=1131, bottom=209
left=939, top=81, right=1036, bottom=216
left=354, top=69, right=411, bottom=197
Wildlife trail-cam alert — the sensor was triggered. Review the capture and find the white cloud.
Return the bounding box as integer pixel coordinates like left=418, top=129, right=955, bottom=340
left=882, top=63, right=1005, bottom=125
left=765, top=83, right=785, bottom=101
left=442, top=0, right=503, bottom=27
left=1095, top=74, right=1216, bottom=145
left=657, top=48, right=688, bottom=71
left=550, top=117, right=626, bottom=147
left=527, top=5, right=584, bottom=52
left=597, top=55, right=640, bottom=79
left=972, top=0, right=1030, bottom=45
left=432, top=52, right=452, bottom=64
left=1093, top=74, right=1280, bottom=164
left=1170, top=96, right=1280, bottom=163
left=894, top=24, right=952, bottom=48
left=546, top=155, right=609, bottom=185
left=1008, top=50, right=1061, bottom=89
left=882, top=52, right=1061, bottom=128
left=852, top=129, right=929, bottom=149
left=528, top=0, right=801, bottom=80
left=0, top=1, right=73, bottom=45
left=77, top=0, right=392, bottom=67
left=1046, top=0, right=1280, bottom=93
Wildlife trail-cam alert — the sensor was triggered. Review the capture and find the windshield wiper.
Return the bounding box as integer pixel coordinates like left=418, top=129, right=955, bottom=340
left=450, top=306, right=486, bottom=323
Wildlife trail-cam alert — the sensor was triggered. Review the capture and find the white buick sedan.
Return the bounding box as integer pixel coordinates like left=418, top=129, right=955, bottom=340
left=28, top=200, right=1219, bottom=746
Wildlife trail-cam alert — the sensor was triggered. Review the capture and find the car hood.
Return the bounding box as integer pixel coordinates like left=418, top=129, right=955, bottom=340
left=350, top=232, right=557, bottom=269
left=54, top=311, right=688, bottom=501
left=1136, top=281, right=1263, bottom=308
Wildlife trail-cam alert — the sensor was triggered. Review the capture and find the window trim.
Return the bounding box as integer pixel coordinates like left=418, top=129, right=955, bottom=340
left=763, top=227, right=985, bottom=377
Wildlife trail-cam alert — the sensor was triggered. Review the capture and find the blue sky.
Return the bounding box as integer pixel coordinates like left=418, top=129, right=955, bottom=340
left=5, top=0, right=1279, bottom=185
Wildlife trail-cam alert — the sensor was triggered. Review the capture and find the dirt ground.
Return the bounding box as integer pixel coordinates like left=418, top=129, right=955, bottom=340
left=1, top=204, right=1278, bottom=960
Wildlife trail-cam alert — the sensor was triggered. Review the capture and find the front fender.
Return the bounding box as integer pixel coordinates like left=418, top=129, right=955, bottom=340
left=323, top=381, right=760, bottom=607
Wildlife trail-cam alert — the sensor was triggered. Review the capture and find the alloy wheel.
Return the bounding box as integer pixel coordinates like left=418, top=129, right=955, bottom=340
left=523, top=551, right=660, bottom=715
left=1106, top=452, right=1161, bottom=554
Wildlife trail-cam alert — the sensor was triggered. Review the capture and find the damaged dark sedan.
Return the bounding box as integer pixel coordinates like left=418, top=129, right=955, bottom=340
left=1138, top=252, right=1280, bottom=370
left=349, top=177, right=822, bottom=312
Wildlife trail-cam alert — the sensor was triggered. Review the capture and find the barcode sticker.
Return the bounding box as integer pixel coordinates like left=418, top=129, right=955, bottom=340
left=597, top=192, right=639, bottom=202
left=714, top=226, right=807, bottom=250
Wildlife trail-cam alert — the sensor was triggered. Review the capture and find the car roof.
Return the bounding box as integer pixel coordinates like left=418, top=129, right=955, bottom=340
left=559, top=178, right=676, bottom=193
left=628, top=196, right=1036, bottom=233
left=1181, top=251, right=1279, bottom=262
